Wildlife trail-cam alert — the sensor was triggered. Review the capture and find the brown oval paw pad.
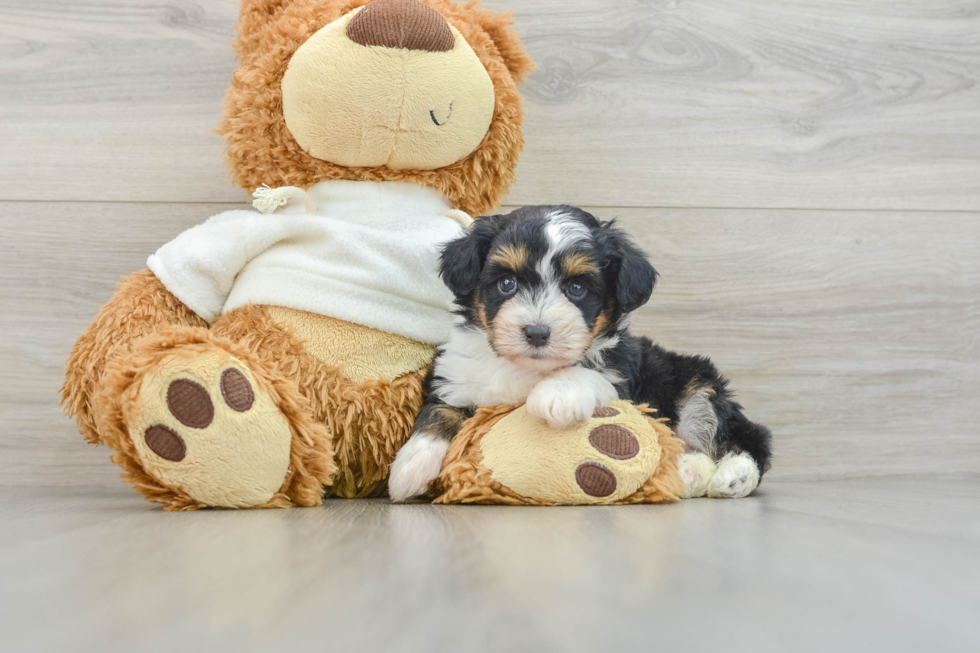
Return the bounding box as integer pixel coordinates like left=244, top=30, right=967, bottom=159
left=144, top=425, right=187, bottom=462
left=589, top=424, right=639, bottom=460
left=575, top=462, right=617, bottom=497
left=592, top=407, right=620, bottom=418
left=220, top=368, right=254, bottom=412
left=166, top=379, right=214, bottom=429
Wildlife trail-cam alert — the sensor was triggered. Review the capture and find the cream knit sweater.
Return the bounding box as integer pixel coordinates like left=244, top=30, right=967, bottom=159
left=147, top=180, right=465, bottom=345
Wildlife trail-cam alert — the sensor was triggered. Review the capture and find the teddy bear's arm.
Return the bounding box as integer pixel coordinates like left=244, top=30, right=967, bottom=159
left=61, top=269, right=207, bottom=445
left=148, top=210, right=287, bottom=322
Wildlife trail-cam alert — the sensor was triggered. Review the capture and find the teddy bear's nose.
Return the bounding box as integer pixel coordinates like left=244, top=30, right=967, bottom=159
left=346, top=0, right=455, bottom=52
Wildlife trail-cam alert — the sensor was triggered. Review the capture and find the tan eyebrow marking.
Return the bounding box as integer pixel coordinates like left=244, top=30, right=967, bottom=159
left=489, top=244, right=528, bottom=271
left=563, top=251, right=598, bottom=277
left=591, top=310, right=610, bottom=338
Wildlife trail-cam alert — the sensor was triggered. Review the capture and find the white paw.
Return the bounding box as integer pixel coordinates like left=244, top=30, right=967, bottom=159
left=677, top=452, right=717, bottom=498
left=707, top=453, right=760, bottom=499
left=525, top=366, right=618, bottom=428
left=388, top=433, right=450, bottom=502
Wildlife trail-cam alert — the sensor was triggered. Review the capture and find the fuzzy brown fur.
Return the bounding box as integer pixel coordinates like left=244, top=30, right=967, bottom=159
left=219, top=0, right=534, bottom=216
left=433, top=405, right=686, bottom=505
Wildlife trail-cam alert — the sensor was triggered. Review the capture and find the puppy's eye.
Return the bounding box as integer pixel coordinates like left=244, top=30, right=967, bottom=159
left=497, top=276, right=518, bottom=295
left=565, top=282, right=587, bottom=300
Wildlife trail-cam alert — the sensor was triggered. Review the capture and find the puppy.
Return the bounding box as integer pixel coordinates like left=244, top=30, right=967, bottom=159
left=389, top=205, right=772, bottom=502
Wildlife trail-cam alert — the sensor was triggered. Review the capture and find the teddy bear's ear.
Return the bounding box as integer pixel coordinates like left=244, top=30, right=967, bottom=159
left=237, top=0, right=292, bottom=37
left=472, top=5, right=536, bottom=83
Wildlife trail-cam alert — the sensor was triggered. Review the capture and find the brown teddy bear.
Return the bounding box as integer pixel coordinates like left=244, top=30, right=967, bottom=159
left=61, top=0, right=534, bottom=510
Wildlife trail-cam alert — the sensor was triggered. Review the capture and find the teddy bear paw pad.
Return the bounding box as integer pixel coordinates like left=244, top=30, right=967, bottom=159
left=575, top=462, right=617, bottom=497
left=166, top=379, right=215, bottom=428
left=588, top=424, right=640, bottom=460
left=143, top=425, right=186, bottom=462
left=591, top=406, right=620, bottom=418
left=128, top=349, right=292, bottom=508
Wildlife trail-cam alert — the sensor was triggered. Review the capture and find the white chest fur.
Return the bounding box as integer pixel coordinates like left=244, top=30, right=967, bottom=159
left=433, top=327, right=549, bottom=407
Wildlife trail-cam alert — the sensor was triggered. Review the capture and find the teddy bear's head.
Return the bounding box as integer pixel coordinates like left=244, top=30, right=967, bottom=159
left=219, top=0, right=534, bottom=215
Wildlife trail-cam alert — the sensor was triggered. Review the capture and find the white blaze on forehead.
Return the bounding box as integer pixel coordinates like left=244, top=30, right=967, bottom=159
left=536, top=210, right=590, bottom=281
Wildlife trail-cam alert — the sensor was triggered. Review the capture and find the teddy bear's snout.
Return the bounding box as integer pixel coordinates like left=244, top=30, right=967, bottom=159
left=346, top=0, right=455, bottom=52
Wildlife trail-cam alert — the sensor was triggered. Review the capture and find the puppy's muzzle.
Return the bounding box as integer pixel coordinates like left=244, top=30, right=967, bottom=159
left=523, top=324, right=551, bottom=348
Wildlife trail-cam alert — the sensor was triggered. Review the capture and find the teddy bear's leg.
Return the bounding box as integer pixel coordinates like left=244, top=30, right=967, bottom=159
left=98, top=325, right=334, bottom=510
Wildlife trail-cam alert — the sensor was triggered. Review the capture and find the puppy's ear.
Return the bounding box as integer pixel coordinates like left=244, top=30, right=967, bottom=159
left=600, top=221, right=658, bottom=313
left=440, top=215, right=507, bottom=296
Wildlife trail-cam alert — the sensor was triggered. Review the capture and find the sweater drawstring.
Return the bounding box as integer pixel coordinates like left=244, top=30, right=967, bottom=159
left=252, top=185, right=316, bottom=214
left=442, top=209, right=473, bottom=230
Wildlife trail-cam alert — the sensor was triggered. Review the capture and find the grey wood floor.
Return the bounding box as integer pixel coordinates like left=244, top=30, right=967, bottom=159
left=2, top=478, right=979, bottom=652
left=1, top=1, right=979, bottom=650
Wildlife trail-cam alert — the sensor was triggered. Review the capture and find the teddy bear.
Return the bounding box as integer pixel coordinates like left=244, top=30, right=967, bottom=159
left=60, top=0, right=535, bottom=510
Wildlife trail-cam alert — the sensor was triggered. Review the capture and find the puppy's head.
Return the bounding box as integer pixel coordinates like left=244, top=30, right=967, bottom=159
left=440, top=205, right=657, bottom=372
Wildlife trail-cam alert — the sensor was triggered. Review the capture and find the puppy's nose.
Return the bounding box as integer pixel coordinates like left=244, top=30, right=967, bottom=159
left=346, top=0, right=455, bottom=52
left=523, top=325, right=551, bottom=348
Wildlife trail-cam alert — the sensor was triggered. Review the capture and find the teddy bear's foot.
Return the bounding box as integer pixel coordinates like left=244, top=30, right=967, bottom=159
left=126, top=344, right=295, bottom=508
left=677, top=452, right=717, bottom=498
left=706, top=452, right=760, bottom=499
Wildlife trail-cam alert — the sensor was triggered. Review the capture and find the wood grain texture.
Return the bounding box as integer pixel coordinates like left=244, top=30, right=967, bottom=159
left=1, top=1, right=979, bottom=209
left=2, top=201, right=978, bottom=486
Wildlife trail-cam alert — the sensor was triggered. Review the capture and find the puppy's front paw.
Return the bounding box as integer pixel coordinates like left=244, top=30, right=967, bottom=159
left=525, top=382, right=589, bottom=428
left=526, top=367, right=618, bottom=428
left=389, top=433, right=450, bottom=502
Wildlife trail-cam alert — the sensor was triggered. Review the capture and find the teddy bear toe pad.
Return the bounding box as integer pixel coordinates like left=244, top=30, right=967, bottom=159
left=166, top=379, right=214, bottom=428
left=143, top=425, right=187, bottom=462
left=588, top=424, right=640, bottom=460
left=574, top=462, right=617, bottom=497
left=219, top=368, right=254, bottom=412
left=130, top=349, right=292, bottom=508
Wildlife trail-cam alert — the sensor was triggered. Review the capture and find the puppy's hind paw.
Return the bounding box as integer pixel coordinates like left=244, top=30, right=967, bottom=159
left=707, top=453, right=760, bottom=499
left=677, top=452, right=717, bottom=498
left=389, top=433, right=450, bottom=502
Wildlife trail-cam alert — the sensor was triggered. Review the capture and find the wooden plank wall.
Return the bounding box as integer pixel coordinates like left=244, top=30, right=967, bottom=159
left=2, top=0, right=978, bottom=486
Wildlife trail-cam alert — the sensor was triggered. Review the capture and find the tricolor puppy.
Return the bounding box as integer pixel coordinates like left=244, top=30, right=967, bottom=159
left=389, top=205, right=773, bottom=501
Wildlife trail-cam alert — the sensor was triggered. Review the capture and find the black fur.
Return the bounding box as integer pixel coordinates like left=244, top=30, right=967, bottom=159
left=414, top=371, right=475, bottom=441
left=595, top=334, right=772, bottom=473
left=594, top=220, right=658, bottom=313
